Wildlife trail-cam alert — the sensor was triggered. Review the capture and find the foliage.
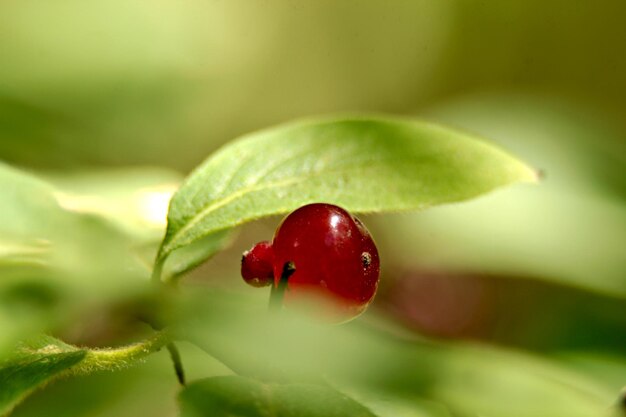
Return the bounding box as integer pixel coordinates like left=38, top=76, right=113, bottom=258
left=156, top=116, right=536, bottom=278
left=179, top=376, right=377, bottom=417
left=0, top=113, right=623, bottom=417
left=0, top=334, right=167, bottom=416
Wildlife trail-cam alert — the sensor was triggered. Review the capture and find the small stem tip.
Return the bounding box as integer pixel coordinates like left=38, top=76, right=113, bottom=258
left=269, top=261, right=295, bottom=311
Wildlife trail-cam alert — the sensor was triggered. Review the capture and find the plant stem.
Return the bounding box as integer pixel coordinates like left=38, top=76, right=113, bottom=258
left=73, top=330, right=170, bottom=374
left=166, top=342, right=186, bottom=385
left=150, top=256, right=186, bottom=385
left=269, top=261, right=295, bottom=311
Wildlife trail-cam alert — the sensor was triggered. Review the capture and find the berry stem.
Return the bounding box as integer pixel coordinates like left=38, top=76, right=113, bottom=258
left=269, top=261, right=295, bottom=311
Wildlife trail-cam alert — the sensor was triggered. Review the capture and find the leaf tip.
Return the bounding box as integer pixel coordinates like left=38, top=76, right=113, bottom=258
left=511, top=158, right=541, bottom=185
left=525, top=167, right=542, bottom=184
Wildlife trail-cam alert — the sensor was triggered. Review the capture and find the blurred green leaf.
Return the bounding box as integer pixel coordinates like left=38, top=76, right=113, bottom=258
left=384, top=187, right=626, bottom=298
left=179, top=375, right=377, bottom=417
left=157, top=116, right=537, bottom=268
left=428, top=344, right=617, bottom=417
left=0, top=163, right=155, bottom=354
left=0, top=333, right=168, bottom=416
left=0, top=163, right=70, bottom=353
left=0, top=162, right=149, bottom=279
left=174, top=289, right=618, bottom=417
left=386, top=93, right=626, bottom=298
left=44, top=167, right=181, bottom=241
left=0, top=162, right=65, bottom=249
left=558, top=352, right=626, bottom=395
left=338, top=388, right=451, bottom=417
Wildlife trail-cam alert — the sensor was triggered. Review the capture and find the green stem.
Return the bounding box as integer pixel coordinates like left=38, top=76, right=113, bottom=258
left=166, top=342, right=186, bottom=385
left=150, top=255, right=186, bottom=385
left=71, top=331, right=170, bottom=375
left=269, top=261, right=295, bottom=311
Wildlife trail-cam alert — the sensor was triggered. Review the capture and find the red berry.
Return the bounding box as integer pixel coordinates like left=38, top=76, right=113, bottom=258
left=241, top=241, right=274, bottom=287
left=272, top=203, right=380, bottom=321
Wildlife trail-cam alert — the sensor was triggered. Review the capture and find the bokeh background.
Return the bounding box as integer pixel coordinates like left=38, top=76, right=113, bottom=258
left=1, top=1, right=625, bottom=416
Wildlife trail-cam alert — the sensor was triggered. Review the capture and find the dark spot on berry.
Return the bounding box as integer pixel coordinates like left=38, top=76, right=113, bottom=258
left=361, top=252, right=372, bottom=269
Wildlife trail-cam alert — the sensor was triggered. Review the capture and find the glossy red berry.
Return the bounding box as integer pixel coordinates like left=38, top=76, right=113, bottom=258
left=273, top=203, right=380, bottom=320
left=241, top=203, right=380, bottom=321
left=241, top=241, right=274, bottom=287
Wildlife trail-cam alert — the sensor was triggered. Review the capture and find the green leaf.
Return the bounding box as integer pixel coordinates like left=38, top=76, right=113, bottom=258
left=0, top=162, right=134, bottom=277
left=0, top=162, right=66, bottom=249
left=179, top=376, right=377, bottom=417
left=0, top=333, right=168, bottom=416
left=0, top=336, right=86, bottom=416
left=338, top=388, right=451, bottom=417
left=0, top=163, right=204, bottom=372
left=2, top=341, right=234, bottom=417
left=0, top=163, right=72, bottom=353
left=384, top=186, right=626, bottom=298
left=174, top=289, right=619, bottom=417
left=161, top=229, right=235, bottom=282
left=393, top=92, right=626, bottom=298
left=157, top=116, right=537, bottom=265
left=558, top=352, right=626, bottom=395
left=0, top=163, right=156, bottom=353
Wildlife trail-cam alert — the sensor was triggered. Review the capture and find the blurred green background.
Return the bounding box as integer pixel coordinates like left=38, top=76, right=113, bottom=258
left=1, top=1, right=625, bottom=416
left=2, top=0, right=625, bottom=172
